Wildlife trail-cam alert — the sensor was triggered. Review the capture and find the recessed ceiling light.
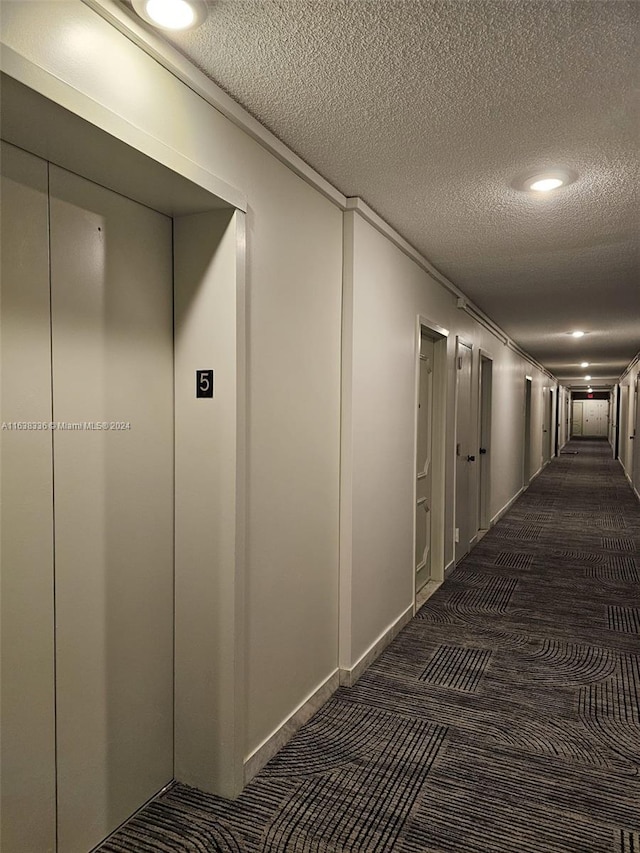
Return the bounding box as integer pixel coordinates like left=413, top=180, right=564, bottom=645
left=530, top=177, right=563, bottom=192
left=132, top=0, right=207, bottom=30
left=580, top=362, right=589, bottom=367
left=571, top=331, right=585, bottom=338
left=515, top=167, right=576, bottom=194
left=584, top=375, right=591, bottom=380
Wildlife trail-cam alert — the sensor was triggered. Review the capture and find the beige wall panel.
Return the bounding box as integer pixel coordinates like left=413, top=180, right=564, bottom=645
left=0, top=142, right=56, bottom=853
left=49, top=166, right=174, bottom=853
left=173, top=209, right=244, bottom=796
left=343, top=211, right=551, bottom=668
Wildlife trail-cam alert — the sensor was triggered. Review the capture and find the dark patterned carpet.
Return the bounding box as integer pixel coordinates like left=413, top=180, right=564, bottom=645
left=100, top=439, right=640, bottom=853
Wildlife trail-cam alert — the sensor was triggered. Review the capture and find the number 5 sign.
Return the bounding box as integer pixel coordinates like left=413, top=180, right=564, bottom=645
left=196, top=369, right=214, bottom=398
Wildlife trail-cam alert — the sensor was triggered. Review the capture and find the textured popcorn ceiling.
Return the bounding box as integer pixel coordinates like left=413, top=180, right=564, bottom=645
left=158, top=0, right=639, bottom=382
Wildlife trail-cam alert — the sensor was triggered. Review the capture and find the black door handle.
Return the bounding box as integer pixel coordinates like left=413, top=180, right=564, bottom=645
left=467, top=455, right=475, bottom=462
left=479, top=447, right=487, bottom=454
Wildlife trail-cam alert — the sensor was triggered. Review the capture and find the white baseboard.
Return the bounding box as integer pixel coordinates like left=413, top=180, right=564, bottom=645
left=444, top=559, right=455, bottom=578
left=490, top=485, right=526, bottom=526
left=339, top=603, right=414, bottom=688
left=243, top=669, right=340, bottom=784
left=415, top=579, right=443, bottom=611
left=619, top=460, right=640, bottom=502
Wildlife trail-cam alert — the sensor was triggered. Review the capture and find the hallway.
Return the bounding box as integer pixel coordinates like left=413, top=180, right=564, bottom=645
left=100, top=439, right=640, bottom=853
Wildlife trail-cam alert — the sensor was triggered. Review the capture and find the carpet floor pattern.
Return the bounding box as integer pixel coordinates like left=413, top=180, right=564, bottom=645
left=100, top=439, right=640, bottom=852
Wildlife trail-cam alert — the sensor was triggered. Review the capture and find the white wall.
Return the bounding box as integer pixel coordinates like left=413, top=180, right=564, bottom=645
left=340, top=209, right=555, bottom=671
left=1, top=0, right=342, bottom=763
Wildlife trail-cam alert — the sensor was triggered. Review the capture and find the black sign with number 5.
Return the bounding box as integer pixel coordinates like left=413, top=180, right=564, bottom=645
left=196, top=369, right=214, bottom=398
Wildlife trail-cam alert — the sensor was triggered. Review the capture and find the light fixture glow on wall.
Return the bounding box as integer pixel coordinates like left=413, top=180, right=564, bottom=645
left=132, top=0, right=207, bottom=30
left=571, top=331, right=585, bottom=338
left=584, top=375, right=591, bottom=381
left=580, top=361, right=590, bottom=367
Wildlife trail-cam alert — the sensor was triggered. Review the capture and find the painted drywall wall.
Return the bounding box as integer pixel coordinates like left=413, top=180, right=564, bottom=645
left=341, top=210, right=555, bottom=669
left=1, top=0, right=342, bottom=759
left=173, top=209, right=245, bottom=796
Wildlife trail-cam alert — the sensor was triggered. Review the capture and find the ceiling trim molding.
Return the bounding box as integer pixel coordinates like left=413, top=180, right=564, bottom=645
left=81, top=0, right=348, bottom=209
left=346, top=197, right=558, bottom=383
left=618, top=350, right=640, bottom=383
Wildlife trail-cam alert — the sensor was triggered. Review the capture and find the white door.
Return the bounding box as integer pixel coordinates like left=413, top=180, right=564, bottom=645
left=523, top=378, right=532, bottom=483
left=478, top=356, right=492, bottom=531
left=455, top=341, right=473, bottom=563
left=416, top=334, right=434, bottom=591
left=542, top=388, right=552, bottom=461
left=633, top=379, right=640, bottom=494
left=581, top=399, right=608, bottom=436
left=572, top=400, right=583, bottom=436
left=620, top=385, right=630, bottom=468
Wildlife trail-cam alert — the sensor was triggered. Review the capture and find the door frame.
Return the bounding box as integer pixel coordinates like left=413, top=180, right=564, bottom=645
left=523, top=375, right=533, bottom=486
left=614, top=385, right=621, bottom=458
left=633, top=376, right=640, bottom=498
left=453, top=336, right=474, bottom=564
left=413, top=316, right=448, bottom=610
left=477, top=350, right=493, bottom=532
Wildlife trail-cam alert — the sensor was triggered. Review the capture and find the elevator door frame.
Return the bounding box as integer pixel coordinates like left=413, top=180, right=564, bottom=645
left=0, top=66, right=248, bottom=853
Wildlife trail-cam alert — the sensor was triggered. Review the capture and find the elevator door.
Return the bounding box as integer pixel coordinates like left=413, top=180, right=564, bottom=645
left=50, top=166, right=174, bottom=852
left=416, top=334, right=434, bottom=591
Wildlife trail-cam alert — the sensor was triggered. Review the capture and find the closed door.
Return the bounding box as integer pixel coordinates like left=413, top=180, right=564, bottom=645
left=572, top=401, right=583, bottom=436
left=455, top=341, right=473, bottom=563
left=542, top=389, right=552, bottom=460
left=523, top=378, right=532, bottom=483
left=478, top=356, right=492, bottom=531
left=1, top=144, right=175, bottom=853
left=633, top=380, right=640, bottom=492
left=416, top=334, right=434, bottom=591
left=582, top=399, right=609, bottom=436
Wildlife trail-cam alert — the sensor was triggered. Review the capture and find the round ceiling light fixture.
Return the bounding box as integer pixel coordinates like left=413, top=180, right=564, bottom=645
left=580, top=361, right=590, bottom=367
left=584, top=375, right=591, bottom=380
left=132, top=0, right=207, bottom=30
left=571, top=330, right=585, bottom=338
left=514, top=167, right=576, bottom=194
